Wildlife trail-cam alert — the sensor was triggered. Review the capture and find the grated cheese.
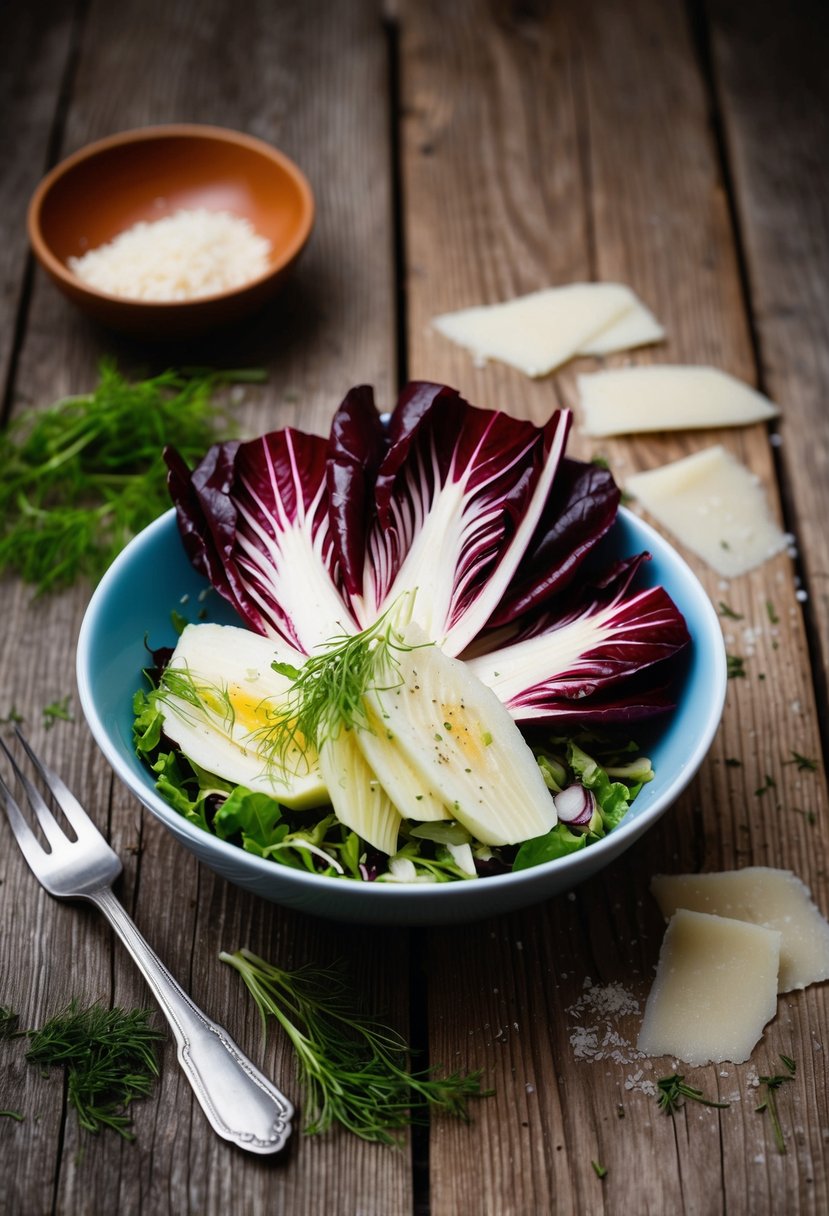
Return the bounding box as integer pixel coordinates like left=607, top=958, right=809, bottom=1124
left=68, top=208, right=272, bottom=301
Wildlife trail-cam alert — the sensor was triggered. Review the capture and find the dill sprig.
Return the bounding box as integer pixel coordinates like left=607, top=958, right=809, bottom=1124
left=25, top=1002, right=164, bottom=1139
left=265, top=602, right=424, bottom=766
left=755, top=1054, right=797, bottom=1153
left=0, top=1006, right=25, bottom=1039
left=784, top=751, right=819, bottom=772
left=220, top=947, right=491, bottom=1143
left=656, top=1073, right=730, bottom=1115
left=0, top=359, right=263, bottom=594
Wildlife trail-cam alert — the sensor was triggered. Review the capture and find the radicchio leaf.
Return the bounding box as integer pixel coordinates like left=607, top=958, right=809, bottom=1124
left=326, top=385, right=388, bottom=598
left=486, top=458, right=620, bottom=626
left=166, top=430, right=353, bottom=652
left=166, top=382, right=691, bottom=731
left=467, top=569, right=690, bottom=724
left=360, top=381, right=572, bottom=653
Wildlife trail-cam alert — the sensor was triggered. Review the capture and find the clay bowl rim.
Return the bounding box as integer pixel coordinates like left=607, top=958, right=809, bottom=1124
left=26, top=123, right=316, bottom=310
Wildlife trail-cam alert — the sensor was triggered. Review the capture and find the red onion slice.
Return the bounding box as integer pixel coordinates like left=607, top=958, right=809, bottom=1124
left=553, top=784, right=596, bottom=825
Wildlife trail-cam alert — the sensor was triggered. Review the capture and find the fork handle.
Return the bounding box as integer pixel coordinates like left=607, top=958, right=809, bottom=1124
left=89, top=887, right=293, bottom=1154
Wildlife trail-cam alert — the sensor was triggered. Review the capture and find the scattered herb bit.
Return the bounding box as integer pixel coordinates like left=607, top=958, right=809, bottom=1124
left=0, top=1110, right=24, bottom=1121
left=0, top=706, right=24, bottom=725
left=25, top=1002, right=164, bottom=1139
left=0, top=1006, right=25, bottom=1040
left=766, top=600, right=780, bottom=625
left=726, top=655, right=746, bottom=679
left=718, top=601, right=744, bottom=620
left=170, top=609, right=189, bottom=636
left=724, top=757, right=742, bottom=768
left=220, top=947, right=491, bottom=1143
left=591, top=455, right=610, bottom=470
left=755, top=1055, right=796, bottom=1153
left=720, top=540, right=731, bottom=550
left=784, top=751, right=819, bottom=773
left=0, top=360, right=262, bottom=594
left=755, top=774, right=776, bottom=798
left=656, top=1073, right=730, bottom=1116
left=42, top=696, right=73, bottom=730
left=591, top=1160, right=608, bottom=1179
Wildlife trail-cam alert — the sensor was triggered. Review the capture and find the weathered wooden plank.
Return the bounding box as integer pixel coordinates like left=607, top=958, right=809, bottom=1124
left=0, top=0, right=78, bottom=410
left=398, top=1, right=828, bottom=1213
left=706, top=0, right=829, bottom=704
left=0, top=1, right=405, bottom=1214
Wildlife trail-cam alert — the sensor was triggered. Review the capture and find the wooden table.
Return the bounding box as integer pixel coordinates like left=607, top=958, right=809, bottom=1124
left=2, top=1, right=827, bottom=1212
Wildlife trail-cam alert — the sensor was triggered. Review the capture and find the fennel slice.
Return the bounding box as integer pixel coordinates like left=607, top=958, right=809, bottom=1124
left=317, top=730, right=403, bottom=856
left=354, top=704, right=450, bottom=823
left=365, top=624, right=556, bottom=846
left=159, top=622, right=328, bottom=809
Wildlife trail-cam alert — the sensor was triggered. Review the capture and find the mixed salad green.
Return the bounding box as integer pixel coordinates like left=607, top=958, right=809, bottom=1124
left=134, top=679, right=653, bottom=883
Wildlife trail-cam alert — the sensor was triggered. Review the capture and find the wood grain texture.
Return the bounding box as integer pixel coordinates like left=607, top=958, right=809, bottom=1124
left=0, top=0, right=78, bottom=410
left=706, top=0, right=829, bottom=701
left=2, top=0, right=828, bottom=1213
left=398, top=1, right=828, bottom=1212
left=0, top=2, right=406, bottom=1214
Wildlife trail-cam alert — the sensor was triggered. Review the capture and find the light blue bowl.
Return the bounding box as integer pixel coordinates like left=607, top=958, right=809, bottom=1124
left=77, top=507, right=725, bottom=925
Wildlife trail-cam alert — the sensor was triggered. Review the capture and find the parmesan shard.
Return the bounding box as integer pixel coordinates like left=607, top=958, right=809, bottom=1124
left=625, top=445, right=789, bottom=577
left=431, top=284, right=639, bottom=378
left=577, top=302, right=665, bottom=356
left=651, top=868, right=829, bottom=993
left=637, top=909, right=780, bottom=1066
left=579, top=365, right=779, bottom=436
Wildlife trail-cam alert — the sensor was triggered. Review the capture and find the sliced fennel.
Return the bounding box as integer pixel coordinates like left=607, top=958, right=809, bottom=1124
left=317, top=730, right=402, bottom=856
left=151, top=623, right=328, bottom=809
left=364, top=623, right=556, bottom=846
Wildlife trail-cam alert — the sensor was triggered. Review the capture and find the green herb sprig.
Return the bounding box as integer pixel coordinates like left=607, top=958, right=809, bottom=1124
left=656, top=1073, right=730, bottom=1115
left=267, top=602, right=426, bottom=765
left=755, top=1054, right=796, bottom=1153
left=42, top=696, right=73, bottom=730
left=25, top=1002, right=164, bottom=1139
left=220, top=947, right=491, bottom=1143
left=0, top=359, right=263, bottom=594
left=784, top=751, right=819, bottom=773
left=0, top=1006, right=24, bottom=1040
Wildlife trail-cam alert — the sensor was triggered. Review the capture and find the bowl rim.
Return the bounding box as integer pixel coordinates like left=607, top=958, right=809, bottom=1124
left=76, top=505, right=727, bottom=908
left=27, top=123, right=315, bottom=309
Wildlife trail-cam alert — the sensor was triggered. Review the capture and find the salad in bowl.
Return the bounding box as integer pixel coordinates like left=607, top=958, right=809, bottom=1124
left=78, top=382, right=724, bottom=922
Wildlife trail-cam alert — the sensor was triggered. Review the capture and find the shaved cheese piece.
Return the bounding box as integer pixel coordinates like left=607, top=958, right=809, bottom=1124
left=637, top=909, right=780, bottom=1065
left=625, top=445, right=789, bottom=577
left=431, top=284, right=639, bottom=377
left=651, top=868, right=829, bottom=993
left=577, top=301, right=665, bottom=356
left=579, top=365, right=779, bottom=436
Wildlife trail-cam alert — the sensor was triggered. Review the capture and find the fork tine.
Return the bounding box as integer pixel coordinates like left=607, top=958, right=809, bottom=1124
left=0, top=767, right=52, bottom=872
left=0, top=734, right=74, bottom=851
left=11, top=729, right=99, bottom=842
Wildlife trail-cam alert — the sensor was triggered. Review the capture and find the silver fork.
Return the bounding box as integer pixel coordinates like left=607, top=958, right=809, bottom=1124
left=0, top=730, right=293, bottom=1155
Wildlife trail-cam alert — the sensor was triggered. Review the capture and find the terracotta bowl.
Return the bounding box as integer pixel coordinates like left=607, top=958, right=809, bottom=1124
left=27, top=124, right=314, bottom=340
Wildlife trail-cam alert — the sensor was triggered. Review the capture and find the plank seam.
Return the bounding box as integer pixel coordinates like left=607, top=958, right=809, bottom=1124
left=385, top=9, right=408, bottom=395
left=686, top=0, right=829, bottom=762
left=1, top=0, right=90, bottom=428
